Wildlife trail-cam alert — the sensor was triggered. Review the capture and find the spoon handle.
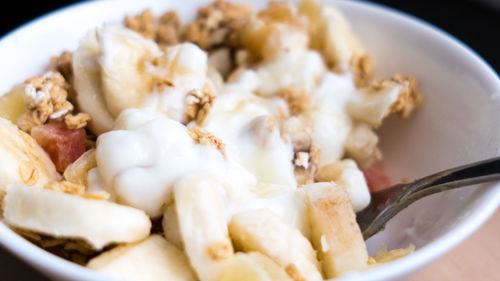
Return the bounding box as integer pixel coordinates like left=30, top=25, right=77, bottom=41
left=358, top=156, right=500, bottom=240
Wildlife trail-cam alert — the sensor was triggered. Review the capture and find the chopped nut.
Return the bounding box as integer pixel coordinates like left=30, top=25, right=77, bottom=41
left=350, top=54, right=374, bottom=88
left=389, top=75, right=423, bottom=118
left=183, top=0, right=252, bottom=50
left=186, top=85, right=216, bottom=125
left=188, top=126, right=225, bottom=155
left=125, top=9, right=156, bottom=39
left=64, top=113, right=91, bottom=130
left=277, top=88, right=311, bottom=115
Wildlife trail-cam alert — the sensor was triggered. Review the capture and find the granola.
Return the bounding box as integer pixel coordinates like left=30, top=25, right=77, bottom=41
left=183, top=0, right=252, bottom=50
left=185, top=86, right=216, bottom=125
left=188, top=126, right=226, bottom=155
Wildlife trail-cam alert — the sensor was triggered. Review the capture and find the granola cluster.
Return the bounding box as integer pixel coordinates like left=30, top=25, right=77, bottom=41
left=389, top=75, right=423, bottom=118
left=125, top=10, right=181, bottom=49
left=17, top=71, right=90, bottom=132
left=185, top=86, right=216, bottom=125
left=183, top=0, right=252, bottom=50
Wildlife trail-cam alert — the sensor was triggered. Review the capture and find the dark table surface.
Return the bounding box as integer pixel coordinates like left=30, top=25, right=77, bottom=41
left=0, top=1, right=498, bottom=280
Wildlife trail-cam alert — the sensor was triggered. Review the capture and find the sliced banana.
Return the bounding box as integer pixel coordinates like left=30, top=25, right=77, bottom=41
left=347, top=81, right=403, bottom=126
left=0, top=117, right=60, bottom=193
left=315, top=159, right=371, bottom=212
left=303, top=182, right=368, bottom=278
left=88, top=235, right=197, bottom=281
left=98, top=26, right=162, bottom=117
left=162, top=203, right=183, bottom=250
left=175, top=174, right=233, bottom=281
left=3, top=183, right=151, bottom=250
left=229, top=209, right=322, bottom=281
left=73, top=30, right=115, bottom=135
left=219, top=252, right=293, bottom=281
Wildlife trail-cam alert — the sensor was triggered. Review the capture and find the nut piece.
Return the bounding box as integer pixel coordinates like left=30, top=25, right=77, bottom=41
left=294, top=146, right=319, bottom=186
left=183, top=0, right=252, bottom=50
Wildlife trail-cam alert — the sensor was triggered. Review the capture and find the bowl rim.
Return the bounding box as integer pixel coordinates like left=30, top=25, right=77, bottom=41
left=0, top=1, right=499, bottom=281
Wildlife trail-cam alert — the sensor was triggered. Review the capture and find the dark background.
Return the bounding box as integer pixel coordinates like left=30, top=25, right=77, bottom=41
left=0, top=0, right=498, bottom=280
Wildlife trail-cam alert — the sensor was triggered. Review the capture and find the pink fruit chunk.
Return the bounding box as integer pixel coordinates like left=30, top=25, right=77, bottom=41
left=31, top=123, right=86, bottom=172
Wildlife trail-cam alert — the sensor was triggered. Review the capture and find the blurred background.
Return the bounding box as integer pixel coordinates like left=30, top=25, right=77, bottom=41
left=0, top=0, right=498, bottom=280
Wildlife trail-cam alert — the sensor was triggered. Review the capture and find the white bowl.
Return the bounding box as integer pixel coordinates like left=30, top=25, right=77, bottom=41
left=0, top=1, right=499, bottom=280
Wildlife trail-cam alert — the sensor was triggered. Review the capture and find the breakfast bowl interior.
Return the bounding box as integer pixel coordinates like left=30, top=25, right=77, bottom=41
left=0, top=0, right=499, bottom=281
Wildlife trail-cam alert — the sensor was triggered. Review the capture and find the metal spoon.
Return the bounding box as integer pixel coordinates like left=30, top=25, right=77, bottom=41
left=356, top=156, right=500, bottom=240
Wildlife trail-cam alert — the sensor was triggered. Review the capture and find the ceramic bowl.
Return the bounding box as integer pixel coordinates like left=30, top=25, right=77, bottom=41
left=0, top=1, right=499, bottom=280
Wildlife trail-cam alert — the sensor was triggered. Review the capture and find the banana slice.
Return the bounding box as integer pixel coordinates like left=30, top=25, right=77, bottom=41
left=219, top=252, right=293, bottom=281
left=175, top=174, right=233, bottom=281
left=0, top=117, right=60, bottom=193
left=229, top=209, right=322, bottom=281
left=63, top=148, right=97, bottom=186
left=162, top=203, right=183, bottom=250
left=0, top=85, right=26, bottom=124
left=3, top=183, right=151, bottom=250
left=88, top=235, right=196, bottom=281
left=303, top=182, right=368, bottom=278
left=315, top=159, right=371, bottom=212
left=73, top=30, right=115, bottom=135
left=99, top=26, right=162, bottom=117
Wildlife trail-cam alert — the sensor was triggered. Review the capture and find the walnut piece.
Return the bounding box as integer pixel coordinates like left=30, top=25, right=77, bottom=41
left=183, top=0, right=252, bottom=50
left=186, top=85, right=216, bottom=125
left=188, top=126, right=225, bottom=155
